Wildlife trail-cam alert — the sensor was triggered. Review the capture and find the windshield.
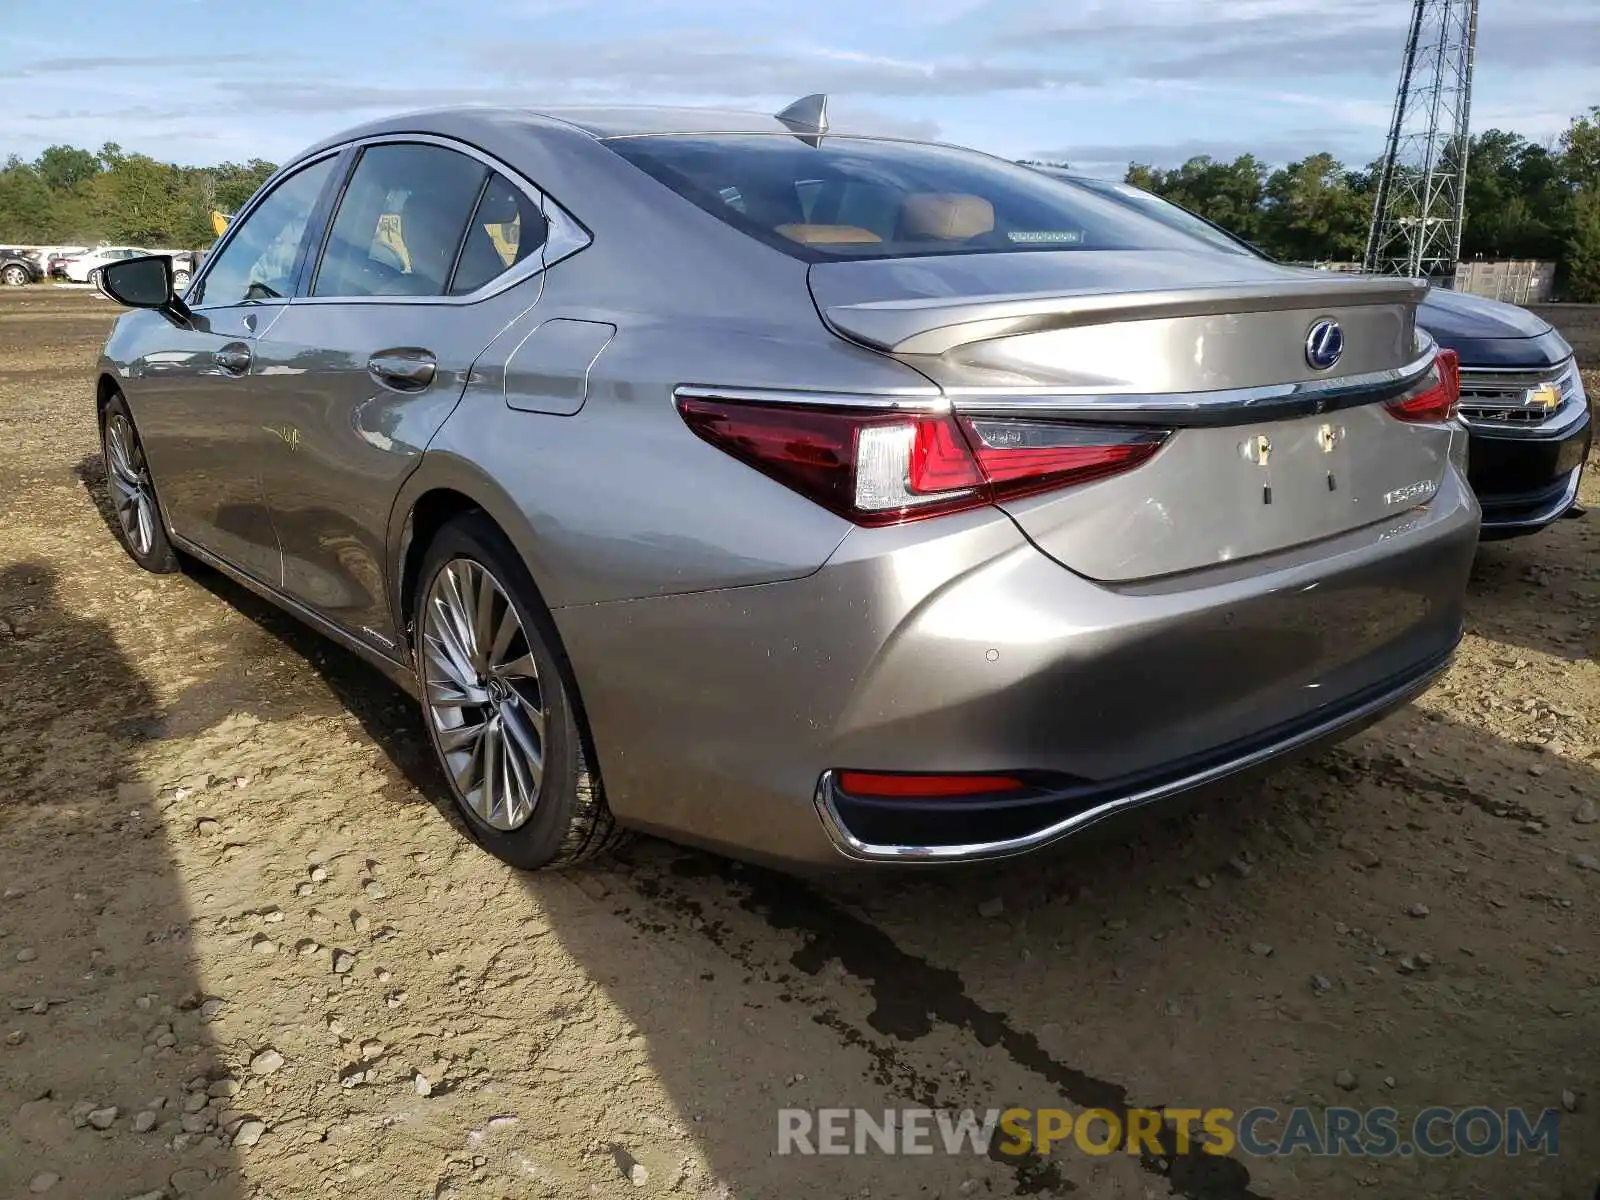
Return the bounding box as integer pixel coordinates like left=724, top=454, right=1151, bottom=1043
left=606, top=135, right=1207, bottom=262
left=1042, top=172, right=1256, bottom=258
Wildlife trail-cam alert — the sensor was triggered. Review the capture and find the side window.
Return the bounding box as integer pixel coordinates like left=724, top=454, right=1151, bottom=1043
left=448, top=172, right=549, bottom=295
left=193, top=158, right=335, bottom=307
left=313, top=144, right=485, bottom=298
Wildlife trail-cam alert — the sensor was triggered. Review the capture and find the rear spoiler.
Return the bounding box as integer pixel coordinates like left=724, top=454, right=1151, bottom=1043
left=823, top=276, right=1431, bottom=356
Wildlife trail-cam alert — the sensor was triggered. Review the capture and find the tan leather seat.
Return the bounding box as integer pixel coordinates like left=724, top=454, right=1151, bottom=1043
left=775, top=224, right=883, bottom=245
left=899, top=193, right=995, bottom=240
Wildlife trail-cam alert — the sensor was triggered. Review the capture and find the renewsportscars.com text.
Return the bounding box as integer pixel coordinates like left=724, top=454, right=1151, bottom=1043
left=776, top=1106, right=1562, bottom=1158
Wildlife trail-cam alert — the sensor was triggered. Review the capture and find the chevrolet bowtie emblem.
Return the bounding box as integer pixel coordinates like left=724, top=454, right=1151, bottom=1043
left=1526, top=382, right=1562, bottom=411
left=1240, top=433, right=1272, bottom=466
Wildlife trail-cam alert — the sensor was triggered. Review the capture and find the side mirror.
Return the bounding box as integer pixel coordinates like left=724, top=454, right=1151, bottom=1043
left=101, top=255, right=193, bottom=327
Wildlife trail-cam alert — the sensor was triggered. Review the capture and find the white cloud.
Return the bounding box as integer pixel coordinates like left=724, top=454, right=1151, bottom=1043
left=0, top=0, right=1591, bottom=170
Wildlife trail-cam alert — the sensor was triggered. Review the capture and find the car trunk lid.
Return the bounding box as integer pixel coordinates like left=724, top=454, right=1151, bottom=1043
left=809, top=251, right=1448, bottom=581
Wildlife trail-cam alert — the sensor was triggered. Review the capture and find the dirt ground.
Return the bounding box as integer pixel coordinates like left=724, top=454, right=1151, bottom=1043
left=1, top=286, right=1597, bottom=1200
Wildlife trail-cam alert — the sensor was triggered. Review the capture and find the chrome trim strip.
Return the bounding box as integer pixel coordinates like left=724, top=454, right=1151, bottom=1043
left=194, top=133, right=591, bottom=313
left=1460, top=406, right=1583, bottom=436
left=171, top=532, right=421, bottom=699
left=674, top=384, right=948, bottom=411
left=186, top=147, right=347, bottom=308
left=675, top=345, right=1438, bottom=423
left=945, top=345, right=1438, bottom=424
left=1456, top=356, right=1576, bottom=378
left=812, top=652, right=1453, bottom=863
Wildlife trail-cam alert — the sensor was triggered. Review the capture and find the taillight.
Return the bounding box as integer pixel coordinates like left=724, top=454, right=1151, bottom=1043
left=676, top=395, right=1169, bottom=527
left=1386, top=349, right=1459, bottom=424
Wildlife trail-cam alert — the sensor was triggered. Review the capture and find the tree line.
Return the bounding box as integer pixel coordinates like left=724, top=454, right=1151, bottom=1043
left=0, top=143, right=276, bottom=249
left=1, top=106, right=1596, bottom=297
left=1089, top=107, right=1600, bottom=299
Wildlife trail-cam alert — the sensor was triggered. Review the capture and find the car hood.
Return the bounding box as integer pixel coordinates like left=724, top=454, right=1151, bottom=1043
left=1416, top=287, right=1571, bottom=368
left=1418, top=288, right=1548, bottom=338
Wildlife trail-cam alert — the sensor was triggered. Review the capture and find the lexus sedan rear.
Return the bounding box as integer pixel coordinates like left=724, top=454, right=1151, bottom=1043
left=92, top=99, right=1480, bottom=871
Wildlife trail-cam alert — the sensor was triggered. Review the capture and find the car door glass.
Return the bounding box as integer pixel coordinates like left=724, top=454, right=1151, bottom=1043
left=313, top=144, right=486, bottom=298
left=193, top=158, right=335, bottom=307
left=448, top=172, right=549, bottom=295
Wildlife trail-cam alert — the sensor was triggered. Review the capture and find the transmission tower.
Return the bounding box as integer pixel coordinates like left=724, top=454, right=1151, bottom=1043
left=1363, top=0, right=1479, bottom=280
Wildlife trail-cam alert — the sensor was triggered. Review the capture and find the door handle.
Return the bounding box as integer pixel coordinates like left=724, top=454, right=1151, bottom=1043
left=213, top=344, right=252, bottom=375
left=367, top=350, right=437, bottom=392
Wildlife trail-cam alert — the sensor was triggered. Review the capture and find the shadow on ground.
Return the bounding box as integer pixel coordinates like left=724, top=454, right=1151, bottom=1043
left=0, top=560, right=246, bottom=1200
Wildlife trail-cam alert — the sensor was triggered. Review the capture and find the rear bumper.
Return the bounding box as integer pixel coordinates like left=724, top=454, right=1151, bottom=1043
left=1469, top=407, right=1591, bottom=538
left=814, top=644, right=1452, bottom=862
left=555, top=468, right=1479, bottom=870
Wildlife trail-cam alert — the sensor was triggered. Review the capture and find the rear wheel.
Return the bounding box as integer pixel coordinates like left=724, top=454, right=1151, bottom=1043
left=413, top=514, right=625, bottom=869
left=87, top=267, right=103, bottom=289
left=172, top=269, right=191, bottom=292
left=101, top=394, right=180, bottom=573
left=1, top=264, right=27, bottom=286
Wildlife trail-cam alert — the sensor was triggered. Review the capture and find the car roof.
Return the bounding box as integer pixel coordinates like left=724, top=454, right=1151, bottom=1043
left=523, top=105, right=818, bottom=139
left=295, top=99, right=899, bottom=159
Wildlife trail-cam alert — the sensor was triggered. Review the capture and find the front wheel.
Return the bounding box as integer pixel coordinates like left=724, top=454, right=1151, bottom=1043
left=87, top=267, right=103, bottom=289
left=413, top=514, right=625, bottom=869
left=101, top=394, right=181, bottom=573
left=1, top=264, right=27, bottom=286
left=172, top=269, right=191, bottom=292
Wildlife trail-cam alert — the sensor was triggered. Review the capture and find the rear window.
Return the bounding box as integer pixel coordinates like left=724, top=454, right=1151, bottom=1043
left=606, top=135, right=1204, bottom=262
left=1060, top=175, right=1255, bottom=257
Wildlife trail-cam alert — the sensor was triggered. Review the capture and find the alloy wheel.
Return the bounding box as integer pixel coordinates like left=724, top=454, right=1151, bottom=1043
left=1, top=265, right=25, bottom=286
left=104, top=413, right=157, bottom=557
left=421, top=558, right=548, bottom=831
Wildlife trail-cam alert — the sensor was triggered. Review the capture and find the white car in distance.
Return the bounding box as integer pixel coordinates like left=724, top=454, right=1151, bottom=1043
left=60, top=247, right=155, bottom=285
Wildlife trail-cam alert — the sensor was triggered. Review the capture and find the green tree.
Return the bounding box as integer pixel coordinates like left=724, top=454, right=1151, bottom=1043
left=99, top=152, right=190, bottom=244
left=1260, top=154, right=1370, bottom=261
left=1122, top=155, right=1268, bottom=245
left=1560, top=106, right=1600, bottom=188
left=33, top=144, right=102, bottom=191
left=208, top=158, right=277, bottom=214
left=1565, top=188, right=1600, bottom=302
left=0, top=159, right=56, bottom=241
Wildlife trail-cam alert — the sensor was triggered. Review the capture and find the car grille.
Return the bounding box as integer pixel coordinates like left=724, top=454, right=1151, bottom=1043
left=1457, top=360, right=1581, bottom=427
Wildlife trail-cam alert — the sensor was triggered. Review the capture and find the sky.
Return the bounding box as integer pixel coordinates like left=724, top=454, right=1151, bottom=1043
left=1, top=0, right=1594, bottom=178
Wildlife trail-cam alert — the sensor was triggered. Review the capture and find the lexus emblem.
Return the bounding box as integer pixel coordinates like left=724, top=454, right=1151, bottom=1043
left=1305, top=318, right=1345, bottom=371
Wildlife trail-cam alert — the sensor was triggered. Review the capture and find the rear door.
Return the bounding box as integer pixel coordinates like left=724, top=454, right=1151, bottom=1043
left=126, top=154, right=340, bottom=584
left=252, top=141, right=553, bottom=652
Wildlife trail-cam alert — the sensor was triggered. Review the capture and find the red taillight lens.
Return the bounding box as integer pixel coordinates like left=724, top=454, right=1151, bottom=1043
left=836, top=771, right=1026, bottom=798
left=961, top=417, right=1169, bottom=502
left=1386, top=349, right=1459, bottom=424
left=677, top=395, right=1169, bottom=527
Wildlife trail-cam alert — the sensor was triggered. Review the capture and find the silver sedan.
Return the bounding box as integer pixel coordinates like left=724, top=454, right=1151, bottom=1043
left=93, top=96, right=1479, bottom=871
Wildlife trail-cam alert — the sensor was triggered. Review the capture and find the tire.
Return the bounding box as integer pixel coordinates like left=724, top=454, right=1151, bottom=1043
left=1, top=264, right=27, bottom=286
left=172, top=270, right=191, bottom=292
left=413, top=513, right=626, bottom=869
left=88, top=267, right=103, bottom=289
left=101, top=394, right=181, bottom=574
